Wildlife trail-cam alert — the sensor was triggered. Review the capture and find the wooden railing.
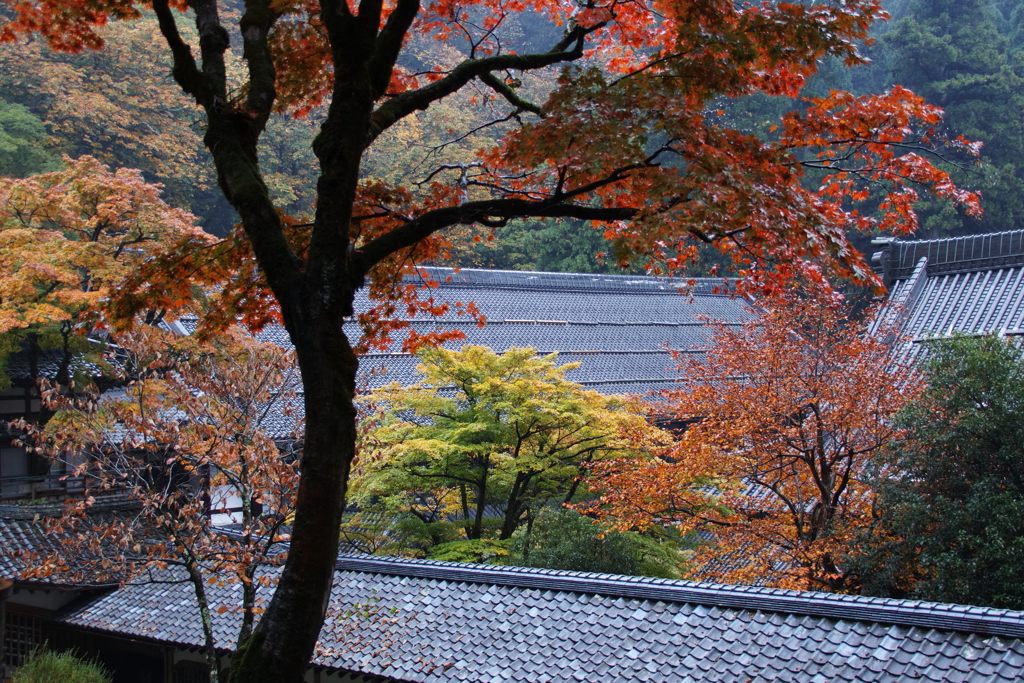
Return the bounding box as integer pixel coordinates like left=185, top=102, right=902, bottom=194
left=0, top=473, right=89, bottom=503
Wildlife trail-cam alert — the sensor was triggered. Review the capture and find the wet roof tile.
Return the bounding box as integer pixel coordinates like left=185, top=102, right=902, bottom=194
left=186, top=268, right=749, bottom=438
left=871, top=231, right=1024, bottom=360
left=48, top=553, right=1024, bottom=683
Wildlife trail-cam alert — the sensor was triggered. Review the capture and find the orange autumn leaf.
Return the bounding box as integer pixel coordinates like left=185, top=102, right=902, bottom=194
left=581, top=286, right=922, bottom=592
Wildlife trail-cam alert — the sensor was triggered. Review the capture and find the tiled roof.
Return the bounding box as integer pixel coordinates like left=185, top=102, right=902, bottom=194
left=173, top=268, right=748, bottom=438
left=872, top=232, right=1024, bottom=347
left=3, top=347, right=106, bottom=385
left=0, top=500, right=136, bottom=588
left=169, top=268, right=747, bottom=438
left=55, top=554, right=1024, bottom=682
left=872, top=231, right=1024, bottom=284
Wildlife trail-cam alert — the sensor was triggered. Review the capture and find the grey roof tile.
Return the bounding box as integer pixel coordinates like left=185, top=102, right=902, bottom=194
left=187, top=267, right=751, bottom=438
left=873, top=231, right=1024, bottom=364
left=35, top=552, right=1024, bottom=683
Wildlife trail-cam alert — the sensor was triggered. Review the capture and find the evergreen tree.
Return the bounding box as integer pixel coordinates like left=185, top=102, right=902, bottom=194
left=884, top=0, right=1024, bottom=235
left=854, top=335, right=1024, bottom=608
left=0, top=99, right=57, bottom=177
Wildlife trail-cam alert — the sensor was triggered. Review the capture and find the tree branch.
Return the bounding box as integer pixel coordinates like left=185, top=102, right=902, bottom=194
left=152, top=0, right=208, bottom=103
left=367, top=23, right=597, bottom=145
left=189, top=0, right=230, bottom=101
left=478, top=72, right=544, bottom=116
left=357, top=198, right=636, bottom=275
left=367, top=0, right=421, bottom=99
left=240, top=0, right=279, bottom=118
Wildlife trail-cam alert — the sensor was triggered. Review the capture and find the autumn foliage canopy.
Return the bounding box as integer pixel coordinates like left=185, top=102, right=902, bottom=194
left=582, top=289, right=921, bottom=592
left=0, top=156, right=209, bottom=387
left=0, top=0, right=981, bottom=678
left=23, top=327, right=301, bottom=680
left=0, top=0, right=982, bottom=340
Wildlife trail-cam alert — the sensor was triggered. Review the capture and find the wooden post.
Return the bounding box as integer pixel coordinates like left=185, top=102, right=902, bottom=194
left=0, top=577, right=13, bottom=683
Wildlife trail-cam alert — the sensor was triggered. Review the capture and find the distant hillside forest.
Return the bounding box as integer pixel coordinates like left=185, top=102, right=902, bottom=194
left=1, top=0, right=1021, bottom=275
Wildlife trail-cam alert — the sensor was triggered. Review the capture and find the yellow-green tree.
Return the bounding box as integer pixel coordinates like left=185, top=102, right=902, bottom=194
left=357, top=346, right=670, bottom=542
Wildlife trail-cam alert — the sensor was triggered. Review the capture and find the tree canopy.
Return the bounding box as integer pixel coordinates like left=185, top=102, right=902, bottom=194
left=582, top=288, right=920, bottom=592
left=509, top=507, right=687, bottom=579
left=27, top=326, right=301, bottom=681
left=0, top=98, right=56, bottom=178
left=0, top=0, right=981, bottom=678
left=0, top=156, right=208, bottom=395
left=356, top=345, right=668, bottom=542
left=853, top=334, right=1024, bottom=608
left=881, top=0, right=1024, bottom=235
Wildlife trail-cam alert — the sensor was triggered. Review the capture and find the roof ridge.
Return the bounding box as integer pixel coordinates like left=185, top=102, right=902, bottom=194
left=873, top=230, right=1024, bottom=283
left=408, top=267, right=738, bottom=295
left=334, top=554, right=1024, bottom=639
left=884, top=229, right=1024, bottom=249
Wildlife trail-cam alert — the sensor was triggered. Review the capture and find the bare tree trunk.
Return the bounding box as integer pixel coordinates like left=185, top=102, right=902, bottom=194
left=185, top=558, right=222, bottom=683
left=499, top=472, right=532, bottom=541
left=471, top=458, right=489, bottom=540
left=228, top=319, right=360, bottom=682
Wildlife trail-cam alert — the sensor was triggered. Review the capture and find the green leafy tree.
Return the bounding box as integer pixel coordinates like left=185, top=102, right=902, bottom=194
left=0, top=99, right=57, bottom=178
left=510, top=508, right=686, bottom=578
left=356, top=346, right=670, bottom=542
left=854, top=334, right=1024, bottom=608
left=884, top=0, right=1024, bottom=235
left=470, top=218, right=638, bottom=274
left=427, top=538, right=512, bottom=564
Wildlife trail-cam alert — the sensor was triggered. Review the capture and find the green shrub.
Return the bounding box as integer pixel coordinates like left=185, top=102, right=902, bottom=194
left=12, top=648, right=111, bottom=683
left=509, top=508, right=689, bottom=579
left=426, top=538, right=512, bottom=564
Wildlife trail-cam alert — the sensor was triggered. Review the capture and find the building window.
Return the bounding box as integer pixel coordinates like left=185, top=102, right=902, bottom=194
left=175, top=660, right=211, bottom=683
left=4, top=610, right=42, bottom=669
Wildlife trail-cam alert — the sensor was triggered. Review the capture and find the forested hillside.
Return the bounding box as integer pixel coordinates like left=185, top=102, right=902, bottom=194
left=721, top=0, right=1024, bottom=245
left=1, top=0, right=1018, bottom=273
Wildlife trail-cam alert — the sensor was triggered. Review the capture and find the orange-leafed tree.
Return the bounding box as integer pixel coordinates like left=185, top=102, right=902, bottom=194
left=582, top=288, right=921, bottom=592
left=0, top=0, right=979, bottom=678
left=22, top=326, right=301, bottom=682
left=0, top=156, right=210, bottom=410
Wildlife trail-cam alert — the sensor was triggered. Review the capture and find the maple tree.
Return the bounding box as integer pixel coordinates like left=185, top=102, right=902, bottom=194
left=0, top=0, right=983, bottom=679
left=0, top=155, right=208, bottom=406
left=23, top=326, right=301, bottom=682
left=580, top=288, right=920, bottom=592
left=355, top=345, right=668, bottom=543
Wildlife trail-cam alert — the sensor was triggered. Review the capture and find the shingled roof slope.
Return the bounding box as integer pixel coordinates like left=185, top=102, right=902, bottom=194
left=0, top=501, right=136, bottom=588
left=171, top=267, right=747, bottom=439
left=55, top=554, right=1024, bottom=682
left=186, top=267, right=745, bottom=390
left=872, top=231, right=1024, bottom=343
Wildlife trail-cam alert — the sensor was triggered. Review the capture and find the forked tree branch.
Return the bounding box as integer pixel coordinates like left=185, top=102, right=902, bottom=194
left=239, top=0, right=279, bottom=118
left=151, top=0, right=208, bottom=103
left=368, top=0, right=421, bottom=98
left=190, top=0, right=230, bottom=101
left=366, top=22, right=600, bottom=145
